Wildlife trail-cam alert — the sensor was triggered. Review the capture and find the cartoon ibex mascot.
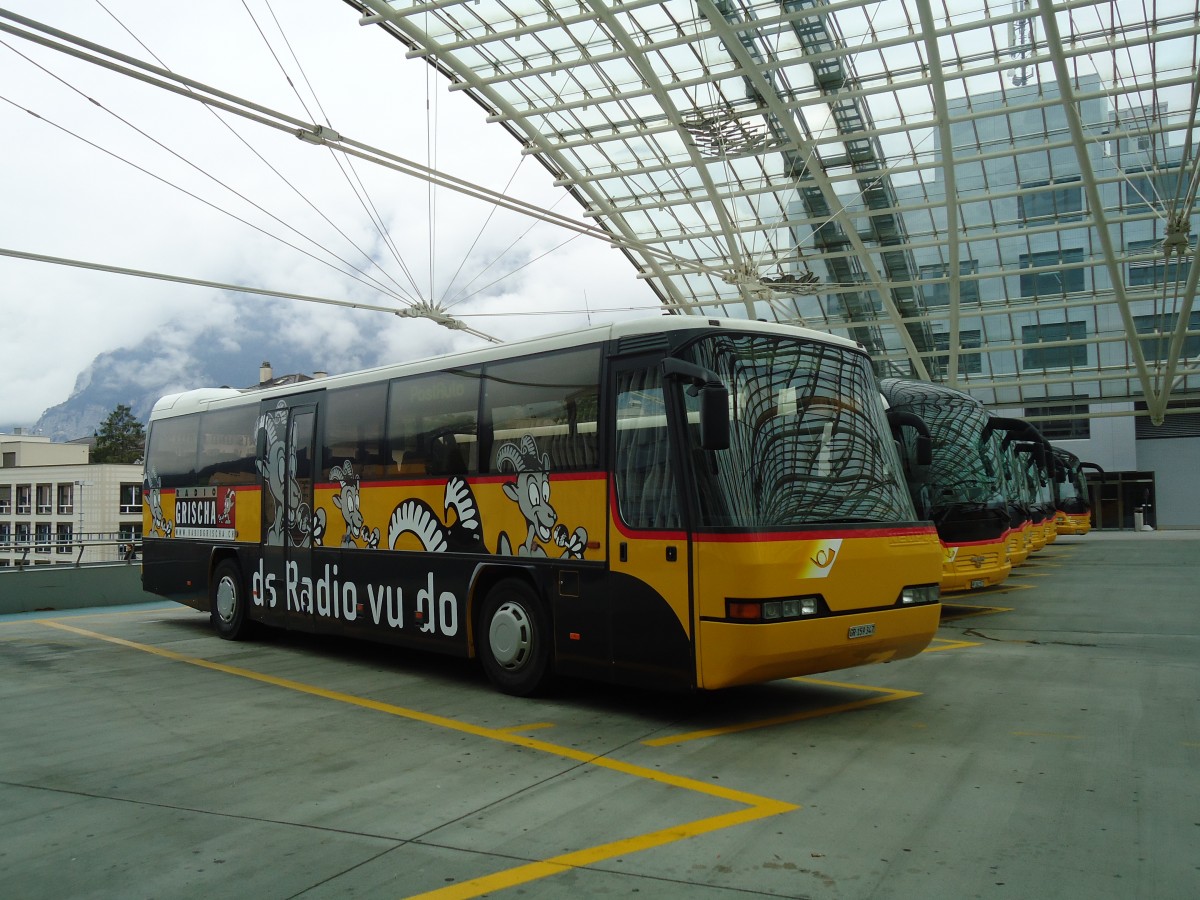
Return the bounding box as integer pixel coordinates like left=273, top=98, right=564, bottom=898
left=495, top=434, right=588, bottom=558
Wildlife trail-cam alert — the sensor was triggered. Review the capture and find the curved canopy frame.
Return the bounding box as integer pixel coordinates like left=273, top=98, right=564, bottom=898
left=347, top=0, right=1199, bottom=418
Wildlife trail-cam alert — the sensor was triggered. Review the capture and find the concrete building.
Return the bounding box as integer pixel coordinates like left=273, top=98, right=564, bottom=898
left=0, top=431, right=143, bottom=567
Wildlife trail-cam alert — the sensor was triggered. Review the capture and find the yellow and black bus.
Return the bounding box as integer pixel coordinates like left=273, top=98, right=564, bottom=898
left=881, top=378, right=1013, bottom=593
left=143, top=318, right=941, bottom=695
left=1051, top=447, right=1101, bottom=535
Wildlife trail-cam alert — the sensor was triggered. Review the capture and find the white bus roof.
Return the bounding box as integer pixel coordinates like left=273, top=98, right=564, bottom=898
left=149, top=316, right=865, bottom=421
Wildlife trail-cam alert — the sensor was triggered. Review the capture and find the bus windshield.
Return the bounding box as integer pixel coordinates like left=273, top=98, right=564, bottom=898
left=681, top=334, right=915, bottom=528
left=898, top=399, right=1007, bottom=509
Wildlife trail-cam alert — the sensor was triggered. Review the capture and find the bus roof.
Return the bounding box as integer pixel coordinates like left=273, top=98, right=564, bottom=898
left=879, top=377, right=983, bottom=408
left=149, top=315, right=865, bottom=421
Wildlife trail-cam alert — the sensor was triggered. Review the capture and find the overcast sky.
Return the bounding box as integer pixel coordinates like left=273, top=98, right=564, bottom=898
left=0, top=0, right=661, bottom=425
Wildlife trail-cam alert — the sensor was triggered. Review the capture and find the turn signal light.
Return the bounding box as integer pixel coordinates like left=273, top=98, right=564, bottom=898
left=726, top=596, right=822, bottom=622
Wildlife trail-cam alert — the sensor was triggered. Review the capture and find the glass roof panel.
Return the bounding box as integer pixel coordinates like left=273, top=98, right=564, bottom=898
left=347, top=0, right=1199, bottom=418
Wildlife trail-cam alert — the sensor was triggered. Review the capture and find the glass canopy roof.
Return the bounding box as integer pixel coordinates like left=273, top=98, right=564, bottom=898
left=343, top=0, right=1199, bottom=422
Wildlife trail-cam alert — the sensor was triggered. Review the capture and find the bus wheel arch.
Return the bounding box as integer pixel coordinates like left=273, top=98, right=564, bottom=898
left=476, top=575, right=552, bottom=696
left=210, top=555, right=251, bottom=641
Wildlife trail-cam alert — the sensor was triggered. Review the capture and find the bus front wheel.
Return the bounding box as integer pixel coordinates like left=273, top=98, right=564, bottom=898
left=479, top=580, right=552, bottom=696
left=211, top=559, right=250, bottom=641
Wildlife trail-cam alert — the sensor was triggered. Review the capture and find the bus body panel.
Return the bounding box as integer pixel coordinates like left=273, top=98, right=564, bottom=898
left=691, top=526, right=941, bottom=619
left=691, top=526, right=942, bottom=688
left=1055, top=511, right=1092, bottom=535
left=1006, top=525, right=1033, bottom=567
left=698, top=603, right=942, bottom=690
left=940, top=536, right=1012, bottom=592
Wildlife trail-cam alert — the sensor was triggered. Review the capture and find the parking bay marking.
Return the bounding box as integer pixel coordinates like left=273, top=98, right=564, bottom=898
left=37, top=618, right=797, bottom=900
left=643, top=678, right=922, bottom=747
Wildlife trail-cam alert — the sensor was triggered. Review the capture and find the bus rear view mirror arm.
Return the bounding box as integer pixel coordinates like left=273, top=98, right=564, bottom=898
left=662, top=358, right=730, bottom=451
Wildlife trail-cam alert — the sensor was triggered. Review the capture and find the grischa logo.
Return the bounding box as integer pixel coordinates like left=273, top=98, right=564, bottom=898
left=174, top=486, right=236, bottom=540
left=251, top=558, right=458, bottom=636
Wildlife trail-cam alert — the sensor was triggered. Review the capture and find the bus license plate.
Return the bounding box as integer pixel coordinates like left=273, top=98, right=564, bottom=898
left=848, top=623, right=875, bottom=640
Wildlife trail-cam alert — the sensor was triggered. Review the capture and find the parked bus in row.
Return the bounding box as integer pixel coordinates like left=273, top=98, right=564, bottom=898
left=1001, top=424, right=1057, bottom=552
left=982, top=416, right=1041, bottom=568
left=1051, top=447, right=1101, bottom=535
left=880, top=379, right=1012, bottom=593
left=142, top=318, right=943, bottom=695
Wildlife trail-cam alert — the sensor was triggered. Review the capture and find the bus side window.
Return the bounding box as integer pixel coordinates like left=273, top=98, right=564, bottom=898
left=388, top=368, right=483, bottom=478
left=427, top=433, right=468, bottom=476
left=323, top=383, right=387, bottom=481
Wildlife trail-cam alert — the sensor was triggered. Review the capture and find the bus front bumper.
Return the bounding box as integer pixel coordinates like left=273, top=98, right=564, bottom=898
left=696, top=603, right=941, bottom=690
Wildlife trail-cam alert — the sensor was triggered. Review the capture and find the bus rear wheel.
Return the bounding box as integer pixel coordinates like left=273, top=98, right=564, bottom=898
left=479, top=579, right=552, bottom=696
left=211, top=559, right=251, bottom=641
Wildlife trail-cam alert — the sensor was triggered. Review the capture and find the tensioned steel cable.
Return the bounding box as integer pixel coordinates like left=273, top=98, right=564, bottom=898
left=0, top=10, right=717, bottom=279
left=250, top=0, right=426, bottom=303
left=94, top=0, right=420, bottom=305
left=1, top=38, right=415, bottom=306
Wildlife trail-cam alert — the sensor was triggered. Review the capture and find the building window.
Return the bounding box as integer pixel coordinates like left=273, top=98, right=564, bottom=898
left=1127, top=237, right=1196, bottom=289
left=0, top=523, right=10, bottom=545
left=36, top=484, right=53, bottom=515
left=1123, top=166, right=1183, bottom=211
left=932, top=330, right=983, bottom=376
left=919, top=259, right=980, bottom=307
left=1019, top=176, right=1083, bottom=222
left=1022, top=321, right=1088, bottom=369
left=0, top=485, right=10, bottom=514
left=1020, top=249, right=1086, bottom=297
left=35, top=522, right=52, bottom=553
left=16, top=485, right=31, bottom=515
left=56, top=523, right=73, bottom=554
left=57, top=483, right=74, bottom=515
left=119, top=483, right=141, bottom=515
left=16, top=523, right=31, bottom=545
left=1133, top=311, right=1200, bottom=362
left=1025, top=400, right=1091, bottom=440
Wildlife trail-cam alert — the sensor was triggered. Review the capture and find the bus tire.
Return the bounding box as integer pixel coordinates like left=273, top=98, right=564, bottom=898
left=211, top=559, right=251, bottom=641
left=479, top=579, right=552, bottom=696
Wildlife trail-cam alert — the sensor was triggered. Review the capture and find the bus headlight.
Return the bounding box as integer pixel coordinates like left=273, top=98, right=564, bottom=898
left=900, top=584, right=939, bottom=605
left=726, top=596, right=823, bottom=622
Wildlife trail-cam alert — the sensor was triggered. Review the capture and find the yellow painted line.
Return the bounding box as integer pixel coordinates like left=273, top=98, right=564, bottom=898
left=495, top=722, right=555, bottom=733
left=0, top=605, right=188, bottom=625
left=922, top=637, right=982, bottom=652
left=939, top=603, right=1013, bottom=621
left=36, top=619, right=797, bottom=898
left=984, top=581, right=1036, bottom=593
left=642, top=677, right=919, bottom=747
left=1183, top=742, right=1200, bottom=748
left=1012, top=731, right=1082, bottom=740
left=407, top=805, right=780, bottom=900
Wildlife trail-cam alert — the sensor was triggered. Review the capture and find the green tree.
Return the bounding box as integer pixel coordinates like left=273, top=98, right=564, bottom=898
left=93, top=404, right=146, bottom=464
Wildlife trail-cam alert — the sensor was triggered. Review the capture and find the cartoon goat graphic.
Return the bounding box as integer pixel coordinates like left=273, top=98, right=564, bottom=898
left=144, top=468, right=172, bottom=538
left=495, top=435, right=587, bottom=559
left=256, top=401, right=322, bottom=547
left=330, top=460, right=380, bottom=549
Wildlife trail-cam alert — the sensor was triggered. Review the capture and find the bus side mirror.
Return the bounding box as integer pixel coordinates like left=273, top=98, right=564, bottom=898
left=699, top=384, right=730, bottom=451
left=916, top=434, right=932, bottom=467
left=662, top=357, right=729, bottom=451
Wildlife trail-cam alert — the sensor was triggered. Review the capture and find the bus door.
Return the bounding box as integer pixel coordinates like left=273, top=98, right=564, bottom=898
left=257, top=396, right=320, bottom=629
left=608, top=358, right=695, bottom=686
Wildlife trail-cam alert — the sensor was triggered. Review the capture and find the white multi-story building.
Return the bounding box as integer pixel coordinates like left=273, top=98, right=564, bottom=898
left=0, top=431, right=143, bottom=567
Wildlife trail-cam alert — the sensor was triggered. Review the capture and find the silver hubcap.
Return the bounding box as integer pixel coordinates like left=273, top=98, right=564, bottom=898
left=488, top=601, right=531, bottom=670
left=216, top=575, right=238, bottom=624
